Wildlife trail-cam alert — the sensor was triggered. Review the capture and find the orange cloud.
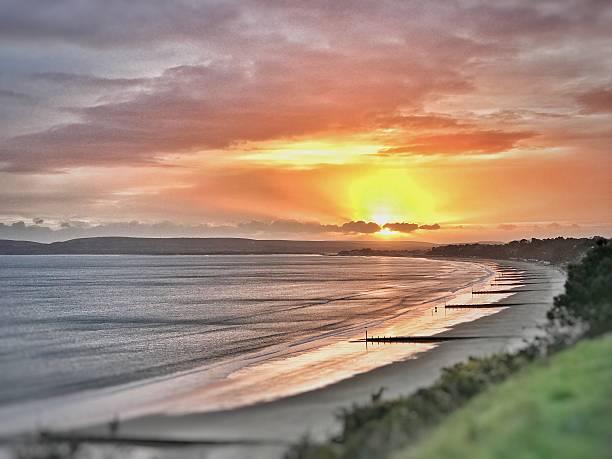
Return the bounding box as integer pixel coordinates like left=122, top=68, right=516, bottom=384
left=379, top=130, right=535, bottom=156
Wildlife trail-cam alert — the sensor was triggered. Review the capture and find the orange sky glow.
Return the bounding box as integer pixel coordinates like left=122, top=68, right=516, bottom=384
left=0, top=1, right=611, bottom=243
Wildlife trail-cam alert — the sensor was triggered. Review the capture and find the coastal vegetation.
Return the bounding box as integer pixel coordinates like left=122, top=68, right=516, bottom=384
left=287, top=238, right=611, bottom=459
left=339, top=236, right=603, bottom=266
left=427, top=236, right=603, bottom=266
left=400, top=334, right=612, bottom=459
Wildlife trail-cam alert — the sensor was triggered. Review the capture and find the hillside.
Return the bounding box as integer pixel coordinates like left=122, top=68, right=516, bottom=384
left=402, top=334, right=612, bottom=459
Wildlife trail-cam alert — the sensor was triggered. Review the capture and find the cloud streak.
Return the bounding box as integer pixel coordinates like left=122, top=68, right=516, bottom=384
left=382, top=222, right=441, bottom=233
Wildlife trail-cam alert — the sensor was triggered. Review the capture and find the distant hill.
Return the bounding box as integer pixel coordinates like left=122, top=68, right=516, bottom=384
left=0, top=237, right=435, bottom=255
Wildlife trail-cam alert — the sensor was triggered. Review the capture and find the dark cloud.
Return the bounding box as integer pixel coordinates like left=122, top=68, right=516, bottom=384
left=382, top=222, right=440, bottom=233
left=419, top=224, right=440, bottom=230
left=340, top=221, right=381, bottom=234
left=383, top=222, right=419, bottom=233
left=30, top=72, right=148, bottom=90
left=0, top=89, right=35, bottom=103
left=458, top=1, right=612, bottom=44
left=4, top=1, right=610, bottom=50
left=576, top=87, right=612, bottom=114
left=0, top=0, right=240, bottom=48
left=379, top=131, right=534, bottom=156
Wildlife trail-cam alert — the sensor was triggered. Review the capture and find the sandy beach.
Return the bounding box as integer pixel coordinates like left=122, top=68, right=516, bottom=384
left=71, top=259, right=564, bottom=459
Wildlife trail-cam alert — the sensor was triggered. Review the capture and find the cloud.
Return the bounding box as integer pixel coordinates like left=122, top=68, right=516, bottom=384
left=0, top=89, right=35, bottom=103
left=381, top=222, right=441, bottom=233
left=0, top=53, right=473, bottom=171
left=379, top=131, right=535, bottom=156
left=30, top=72, right=148, bottom=90
left=238, top=219, right=340, bottom=235
left=373, top=113, right=466, bottom=130
left=383, top=222, right=419, bottom=233
left=340, top=221, right=381, bottom=234
left=0, top=1, right=499, bottom=172
left=0, top=0, right=240, bottom=48
left=3, top=1, right=609, bottom=171
left=576, top=87, right=612, bottom=114
left=498, top=223, right=517, bottom=230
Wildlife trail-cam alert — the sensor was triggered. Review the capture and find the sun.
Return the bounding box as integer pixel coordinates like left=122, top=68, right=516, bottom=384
left=371, top=213, right=393, bottom=226
left=375, top=227, right=400, bottom=238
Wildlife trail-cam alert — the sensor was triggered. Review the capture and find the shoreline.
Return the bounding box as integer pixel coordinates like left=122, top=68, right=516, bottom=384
left=68, top=259, right=564, bottom=459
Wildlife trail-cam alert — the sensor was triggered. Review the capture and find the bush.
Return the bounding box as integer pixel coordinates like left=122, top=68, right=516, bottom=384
left=548, top=238, right=612, bottom=335
left=286, top=349, right=541, bottom=459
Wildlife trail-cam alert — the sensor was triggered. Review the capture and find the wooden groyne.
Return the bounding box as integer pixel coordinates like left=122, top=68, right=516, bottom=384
left=446, top=302, right=522, bottom=308
left=472, top=289, right=546, bottom=294
left=495, top=275, right=548, bottom=280
left=491, top=281, right=550, bottom=286
left=357, top=335, right=516, bottom=343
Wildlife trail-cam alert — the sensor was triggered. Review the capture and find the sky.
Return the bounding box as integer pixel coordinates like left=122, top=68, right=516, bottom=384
left=1, top=0, right=611, bottom=243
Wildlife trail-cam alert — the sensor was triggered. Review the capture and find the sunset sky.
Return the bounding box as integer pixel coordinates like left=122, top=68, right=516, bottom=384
left=1, top=0, right=611, bottom=243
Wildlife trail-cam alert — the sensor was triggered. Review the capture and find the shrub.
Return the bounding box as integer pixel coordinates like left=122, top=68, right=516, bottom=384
left=548, top=238, right=612, bottom=335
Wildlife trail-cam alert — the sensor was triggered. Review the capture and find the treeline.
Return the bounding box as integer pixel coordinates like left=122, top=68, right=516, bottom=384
left=428, top=236, right=604, bottom=265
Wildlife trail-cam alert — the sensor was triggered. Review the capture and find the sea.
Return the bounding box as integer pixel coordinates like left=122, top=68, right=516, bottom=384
left=0, top=254, right=494, bottom=434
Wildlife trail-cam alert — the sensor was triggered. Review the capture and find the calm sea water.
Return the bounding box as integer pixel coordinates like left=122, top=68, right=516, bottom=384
left=0, top=254, right=490, bottom=431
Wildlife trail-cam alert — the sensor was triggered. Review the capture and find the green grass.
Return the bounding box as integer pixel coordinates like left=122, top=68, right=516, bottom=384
left=396, top=334, right=612, bottom=459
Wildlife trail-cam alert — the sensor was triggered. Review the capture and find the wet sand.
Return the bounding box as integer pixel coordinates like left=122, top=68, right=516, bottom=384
left=75, top=260, right=564, bottom=459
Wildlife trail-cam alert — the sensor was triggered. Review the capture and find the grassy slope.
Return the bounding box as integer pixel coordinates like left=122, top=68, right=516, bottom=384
left=398, top=334, right=612, bottom=459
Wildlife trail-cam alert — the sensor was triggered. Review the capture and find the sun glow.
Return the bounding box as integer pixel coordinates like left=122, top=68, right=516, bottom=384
left=239, top=139, right=383, bottom=166
left=345, top=169, right=438, bottom=224
left=375, top=227, right=400, bottom=238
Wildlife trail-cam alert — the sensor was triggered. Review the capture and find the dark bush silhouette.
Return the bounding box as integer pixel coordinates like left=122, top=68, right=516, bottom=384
left=548, top=238, right=612, bottom=335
